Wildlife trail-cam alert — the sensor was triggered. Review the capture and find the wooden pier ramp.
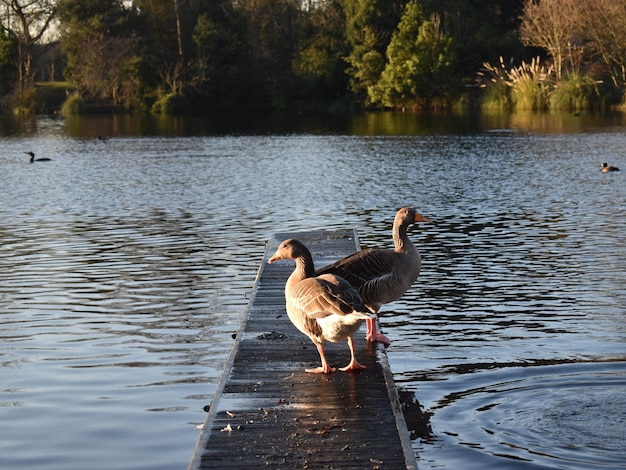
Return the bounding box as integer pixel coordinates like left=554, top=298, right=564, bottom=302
left=189, top=229, right=417, bottom=469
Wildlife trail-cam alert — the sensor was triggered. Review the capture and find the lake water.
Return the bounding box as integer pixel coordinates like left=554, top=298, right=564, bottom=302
left=1, top=112, right=625, bottom=470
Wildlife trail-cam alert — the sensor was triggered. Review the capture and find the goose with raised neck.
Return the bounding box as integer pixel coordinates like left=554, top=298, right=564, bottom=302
left=316, top=207, right=430, bottom=345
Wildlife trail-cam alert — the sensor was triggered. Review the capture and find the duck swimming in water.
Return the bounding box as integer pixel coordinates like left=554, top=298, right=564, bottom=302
left=25, top=152, right=51, bottom=163
left=601, top=163, right=619, bottom=172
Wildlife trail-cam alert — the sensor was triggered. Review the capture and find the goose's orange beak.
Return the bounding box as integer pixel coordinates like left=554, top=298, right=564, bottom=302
left=414, top=212, right=430, bottom=223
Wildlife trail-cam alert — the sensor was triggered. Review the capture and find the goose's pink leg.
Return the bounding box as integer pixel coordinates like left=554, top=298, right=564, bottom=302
left=365, top=317, right=390, bottom=346
left=306, top=342, right=336, bottom=373
left=339, top=336, right=366, bottom=371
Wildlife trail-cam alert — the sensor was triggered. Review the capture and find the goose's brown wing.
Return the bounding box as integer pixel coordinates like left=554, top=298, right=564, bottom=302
left=316, top=248, right=396, bottom=289
left=289, top=275, right=367, bottom=319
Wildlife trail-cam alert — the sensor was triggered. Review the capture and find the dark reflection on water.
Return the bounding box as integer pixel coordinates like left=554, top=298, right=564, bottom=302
left=5, top=110, right=626, bottom=137
left=1, top=114, right=625, bottom=469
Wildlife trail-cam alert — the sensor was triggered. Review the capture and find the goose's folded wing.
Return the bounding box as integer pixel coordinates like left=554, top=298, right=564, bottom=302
left=290, top=277, right=362, bottom=319
left=316, top=248, right=396, bottom=287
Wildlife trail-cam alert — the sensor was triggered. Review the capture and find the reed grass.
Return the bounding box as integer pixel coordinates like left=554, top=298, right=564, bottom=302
left=509, top=57, right=553, bottom=111
left=477, top=57, right=601, bottom=111
left=476, top=57, right=512, bottom=111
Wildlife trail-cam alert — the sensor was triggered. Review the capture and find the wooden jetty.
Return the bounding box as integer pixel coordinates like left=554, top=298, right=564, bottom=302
left=188, top=229, right=418, bottom=469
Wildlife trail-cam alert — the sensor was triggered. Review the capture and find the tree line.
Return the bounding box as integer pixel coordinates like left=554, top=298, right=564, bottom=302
left=1, top=0, right=625, bottom=115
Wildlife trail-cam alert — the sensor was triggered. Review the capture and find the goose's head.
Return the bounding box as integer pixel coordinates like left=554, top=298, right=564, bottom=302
left=268, top=239, right=308, bottom=263
left=395, top=207, right=430, bottom=227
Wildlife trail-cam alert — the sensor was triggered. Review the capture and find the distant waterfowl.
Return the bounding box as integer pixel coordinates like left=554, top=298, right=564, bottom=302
left=268, top=239, right=375, bottom=373
left=316, top=207, right=430, bottom=346
left=25, top=152, right=51, bottom=163
left=601, top=162, right=619, bottom=172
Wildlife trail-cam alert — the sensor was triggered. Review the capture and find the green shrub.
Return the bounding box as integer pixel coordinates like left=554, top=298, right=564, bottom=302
left=550, top=74, right=600, bottom=111
left=480, top=80, right=512, bottom=111
left=61, top=93, right=86, bottom=115
left=151, top=92, right=190, bottom=114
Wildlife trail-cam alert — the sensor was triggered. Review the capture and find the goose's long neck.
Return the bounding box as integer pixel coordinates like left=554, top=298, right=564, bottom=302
left=393, top=223, right=414, bottom=254
left=286, top=253, right=316, bottom=291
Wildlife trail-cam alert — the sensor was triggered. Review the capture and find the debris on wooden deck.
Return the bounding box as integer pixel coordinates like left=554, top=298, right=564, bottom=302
left=188, top=229, right=417, bottom=469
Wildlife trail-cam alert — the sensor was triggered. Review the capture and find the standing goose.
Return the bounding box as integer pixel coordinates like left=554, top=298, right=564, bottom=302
left=316, top=207, right=430, bottom=346
left=268, top=239, right=375, bottom=373
left=25, top=152, right=51, bottom=163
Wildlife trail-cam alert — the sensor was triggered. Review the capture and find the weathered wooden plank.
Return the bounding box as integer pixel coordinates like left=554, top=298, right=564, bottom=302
left=189, top=230, right=417, bottom=469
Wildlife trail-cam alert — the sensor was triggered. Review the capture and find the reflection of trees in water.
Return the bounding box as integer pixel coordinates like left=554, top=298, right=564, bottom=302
left=398, top=389, right=434, bottom=441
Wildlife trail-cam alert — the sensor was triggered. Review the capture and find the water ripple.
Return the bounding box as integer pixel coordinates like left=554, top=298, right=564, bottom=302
left=417, top=361, right=626, bottom=469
